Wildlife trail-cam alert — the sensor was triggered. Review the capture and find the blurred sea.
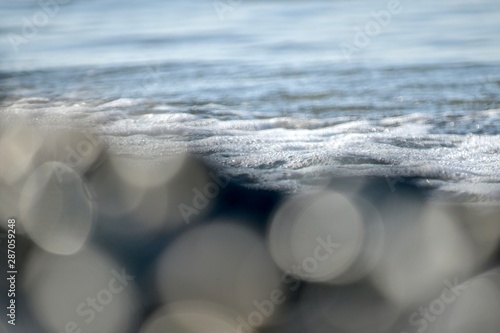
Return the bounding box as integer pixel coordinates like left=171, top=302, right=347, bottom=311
left=1, top=0, right=500, bottom=198
left=2, top=3, right=500, bottom=333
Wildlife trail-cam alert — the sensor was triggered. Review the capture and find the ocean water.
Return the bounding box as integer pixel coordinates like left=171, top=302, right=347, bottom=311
left=1, top=0, right=500, bottom=199
left=3, top=3, right=500, bottom=333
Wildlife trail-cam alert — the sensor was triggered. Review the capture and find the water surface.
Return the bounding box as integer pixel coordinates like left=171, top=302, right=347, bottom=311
left=1, top=0, right=499, bottom=198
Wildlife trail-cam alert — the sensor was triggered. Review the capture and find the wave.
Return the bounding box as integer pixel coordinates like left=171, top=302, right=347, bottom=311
left=2, top=97, right=500, bottom=200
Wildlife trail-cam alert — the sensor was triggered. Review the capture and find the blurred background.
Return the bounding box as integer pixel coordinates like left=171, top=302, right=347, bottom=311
left=1, top=0, right=500, bottom=68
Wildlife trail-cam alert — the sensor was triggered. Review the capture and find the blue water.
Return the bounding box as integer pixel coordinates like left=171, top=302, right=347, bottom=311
left=1, top=0, right=500, bottom=197
left=1, top=0, right=500, bottom=69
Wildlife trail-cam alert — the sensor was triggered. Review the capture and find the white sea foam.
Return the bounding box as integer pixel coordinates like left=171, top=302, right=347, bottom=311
left=2, top=98, right=500, bottom=200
